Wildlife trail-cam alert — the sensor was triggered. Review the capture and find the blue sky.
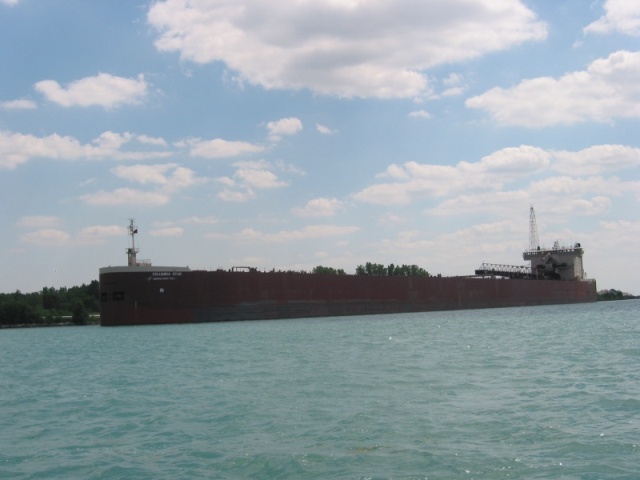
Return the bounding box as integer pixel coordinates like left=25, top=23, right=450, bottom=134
left=1, top=0, right=639, bottom=295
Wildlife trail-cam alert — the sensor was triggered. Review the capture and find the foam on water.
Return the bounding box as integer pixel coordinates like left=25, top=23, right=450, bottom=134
left=1, top=300, right=639, bottom=479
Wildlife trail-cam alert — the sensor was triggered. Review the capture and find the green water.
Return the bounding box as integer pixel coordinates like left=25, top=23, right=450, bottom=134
left=1, top=300, right=639, bottom=479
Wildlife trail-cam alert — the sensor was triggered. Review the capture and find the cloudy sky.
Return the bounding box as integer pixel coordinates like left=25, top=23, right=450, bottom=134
left=1, top=0, right=639, bottom=295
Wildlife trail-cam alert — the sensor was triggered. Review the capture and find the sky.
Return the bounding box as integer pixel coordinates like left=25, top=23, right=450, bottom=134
left=1, top=0, right=639, bottom=295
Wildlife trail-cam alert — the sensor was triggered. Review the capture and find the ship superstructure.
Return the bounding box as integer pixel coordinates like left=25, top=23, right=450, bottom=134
left=475, top=206, right=588, bottom=281
left=522, top=207, right=586, bottom=281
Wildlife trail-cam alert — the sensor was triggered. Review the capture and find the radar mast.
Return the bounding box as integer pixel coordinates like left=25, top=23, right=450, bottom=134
left=127, top=219, right=139, bottom=267
left=528, top=205, right=540, bottom=252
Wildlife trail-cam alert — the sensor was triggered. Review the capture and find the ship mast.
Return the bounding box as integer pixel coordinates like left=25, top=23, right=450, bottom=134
left=126, top=219, right=139, bottom=267
left=528, top=205, right=540, bottom=252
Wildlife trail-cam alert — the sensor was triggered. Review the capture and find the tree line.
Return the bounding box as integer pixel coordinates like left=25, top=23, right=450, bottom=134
left=0, top=281, right=100, bottom=327
left=597, top=289, right=638, bottom=301
left=355, top=262, right=430, bottom=277
left=310, top=262, right=430, bottom=277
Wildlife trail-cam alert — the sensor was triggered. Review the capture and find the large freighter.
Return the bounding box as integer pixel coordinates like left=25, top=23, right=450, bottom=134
left=99, top=209, right=597, bottom=326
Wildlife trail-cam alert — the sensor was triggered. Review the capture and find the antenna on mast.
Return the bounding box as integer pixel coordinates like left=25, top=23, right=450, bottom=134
left=127, top=218, right=139, bottom=266
left=528, top=205, right=540, bottom=252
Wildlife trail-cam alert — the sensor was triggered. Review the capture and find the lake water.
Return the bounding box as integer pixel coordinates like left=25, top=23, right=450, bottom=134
left=1, top=300, right=639, bottom=479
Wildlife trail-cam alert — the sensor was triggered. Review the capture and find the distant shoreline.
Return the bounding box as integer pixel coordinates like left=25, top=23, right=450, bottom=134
left=0, top=315, right=100, bottom=329
left=0, top=323, right=98, bottom=329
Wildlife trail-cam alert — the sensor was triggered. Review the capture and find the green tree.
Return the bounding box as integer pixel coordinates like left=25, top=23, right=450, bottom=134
left=71, top=300, right=89, bottom=325
left=312, top=266, right=346, bottom=275
left=356, top=262, right=430, bottom=277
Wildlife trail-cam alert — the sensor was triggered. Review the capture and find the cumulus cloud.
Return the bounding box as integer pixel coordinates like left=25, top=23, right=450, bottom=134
left=466, top=50, right=640, bottom=127
left=112, top=163, right=176, bottom=185
left=150, top=227, right=184, bottom=237
left=112, top=163, right=206, bottom=191
left=18, top=224, right=124, bottom=246
left=80, top=188, right=170, bottom=206
left=585, top=0, right=640, bottom=36
left=215, top=160, right=291, bottom=201
left=0, top=130, right=171, bottom=169
left=315, top=123, right=335, bottom=135
left=293, top=198, right=343, bottom=217
left=17, top=216, right=62, bottom=228
left=76, top=225, right=126, bottom=245
left=137, top=135, right=168, bottom=147
left=35, top=73, right=148, bottom=108
left=352, top=143, right=640, bottom=217
left=216, top=188, right=256, bottom=202
left=189, top=138, right=265, bottom=158
left=156, top=216, right=218, bottom=226
left=354, top=145, right=550, bottom=204
left=148, top=0, right=546, bottom=99
left=208, top=224, right=360, bottom=243
left=552, top=145, right=640, bottom=175
left=1, top=99, right=37, bottom=110
left=234, top=165, right=288, bottom=189
left=21, top=229, right=71, bottom=246
left=427, top=189, right=615, bottom=218
left=94, top=164, right=206, bottom=206
left=266, top=117, right=303, bottom=142
left=408, top=110, right=431, bottom=119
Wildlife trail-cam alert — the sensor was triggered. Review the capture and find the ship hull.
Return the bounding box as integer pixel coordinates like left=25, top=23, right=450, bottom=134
left=99, top=267, right=597, bottom=326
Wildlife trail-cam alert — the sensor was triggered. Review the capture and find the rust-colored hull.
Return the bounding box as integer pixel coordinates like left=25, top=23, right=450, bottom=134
left=99, top=268, right=597, bottom=326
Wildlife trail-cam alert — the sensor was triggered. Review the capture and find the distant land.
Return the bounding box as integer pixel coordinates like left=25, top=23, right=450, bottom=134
left=596, top=289, right=639, bottom=301
left=0, top=281, right=99, bottom=328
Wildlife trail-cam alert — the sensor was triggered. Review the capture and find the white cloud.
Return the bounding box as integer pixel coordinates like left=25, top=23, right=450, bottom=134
left=76, top=225, right=126, bottom=245
left=217, top=188, right=256, bottom=202
left=18, top=224, right=124, bottom=246
left=137, top=135, right=168, bottom=147
left=353, top=143, right=640, bottom=218
left=189, top=138, right=265, bottom=158
left=379, top=213, right=411, bottom=225
left=215, top=160, right=289, bottom=201
left=112, top=163, right=176, bottom=185
left=0, top=130, right=171, bottom=170
left=426, top=189, right=614, bottom=218
left=354, top=145, right=550, bottom=204
left=585, top=0, right=640, bottom=36
left=182, top=216, right=218, bottom=225
left=108, top=164, right=206, bottom=203
left=21, top=229, right=71, bottom=246
left=528, top=176, right=625, bottom=199
left=552, top=145, right=640, bottom=175
left=1, top=99, right=37, bottom=110
left=409, top=110, right=431, bottom=119
left=293, top=198, right=343, bottom=217
left=315, top=123, right=335, bottom=135
left=441, top=86, right=466, bottom=97
left=208, top=225, right=360, bottom=243
left=234, top=166, right=287, bottom=189
left=438, top=73, right=467, bottom=97
left=165, top=166, right=206, bottom=192
left=17, top=216, right=62, bottom=228
left=266, top=117, right=303, bottom=142
left=81, top=188, right=170, bottom=206
left=150, top=227, right=184, bottom=237
left=0, top=0, right=20, bottom=5
left=466, top=50, right=640, bottom=126
left=35, top=73, right=148, bottom=108
left=148, top=0, right=546, bottom=99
